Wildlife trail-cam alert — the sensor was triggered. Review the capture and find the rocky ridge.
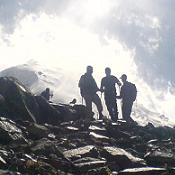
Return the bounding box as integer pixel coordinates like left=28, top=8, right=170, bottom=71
left=0, top=77, right=175, bottom=174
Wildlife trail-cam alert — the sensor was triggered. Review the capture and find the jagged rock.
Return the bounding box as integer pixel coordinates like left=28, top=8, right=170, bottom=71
left=90, top=132, right=109, bottom=140
left=147, top=139, right=159, bottom=144
left=90, top=132, right=110, bottom=144
left=0, top=148, right=13, bottom=167
left=0, top=155, right=6, bottom=166
left=51, top=103, right=76, bottom=122
left=30, top=138, right=57, bottom=155
left=63, top=146, right=98, bottom=161
left=89, top=125, right=106, bottom=132
left=73, top=157, right=107, bottom=173
left=52, top=104, right=93, bottom=122
left=0, top=77, right=66, bottom=125
left=57, top=171, right=74, bottom=175
left=44, top=123, right=62, bottom=135
left=48, top=133, right=56, bottom=139
left=0, top=77, right=39, bottom=122
left=1, top=80, right=175, bottom=175
left=0, top=94, right=5, bottom=104
left=40, top=155, right=77, bottom=174
left=88, top=167, right=111, bottom=175
left=106, top=123, right=132, bottom=140
left=72, top=105, right=94, bottom=120
left=58, top=125, right=80, bottom=136
left=66, top=126, right=79, bottom=131
left=0, top=77, right=97, bottom=126
left=130, top=136, right=143, bottom=143
left=0, top=169, right=22, bottom=175
left=100, top=147, right=146, bottom=170
left=134, top=143, right=148, bottom=155
left=0, top=117, right=26, bottom=144
left=145, top=126, right=175, bottom=140
left=26, top=123, right=49, bottom=139
left=118, top=167, right=166, bottom=175
left=145, top=148, right=175, bottom=166
left=64, top=131, right=90, bottom=141
left=35, top=96, right=63, bottom=124
left=25, top=159, right=59, bottom=175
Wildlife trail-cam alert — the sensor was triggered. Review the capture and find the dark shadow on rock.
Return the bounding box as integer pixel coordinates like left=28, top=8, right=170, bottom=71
left=35, top=96, right=63, bottom=124
left=0, top=77, right=39, bottom=122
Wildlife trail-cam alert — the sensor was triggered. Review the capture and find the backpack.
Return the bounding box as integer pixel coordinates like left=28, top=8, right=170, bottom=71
left=129, top=83, right=137, bottom=101
left=78, top=74, right=98, bottom=96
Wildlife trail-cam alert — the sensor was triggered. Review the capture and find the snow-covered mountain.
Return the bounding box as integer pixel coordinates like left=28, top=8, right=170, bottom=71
left=132, top=104, right=171, bottom=127
left=0, top=61, right=59, bottom=93
left=0, top=61, right=173, bottom=127
left=0, top=60, right=80, bottom=104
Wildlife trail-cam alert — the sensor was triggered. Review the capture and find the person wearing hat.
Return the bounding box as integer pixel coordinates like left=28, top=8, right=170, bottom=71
left=116, top=74, right=137, bottom=122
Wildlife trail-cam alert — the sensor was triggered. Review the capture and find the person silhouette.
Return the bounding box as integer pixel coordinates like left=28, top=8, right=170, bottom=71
left=78, top=66, right=103, bottom=119
left=100, top=67, right=121, bottom=121
left=40, top=88, right=53, bottom=101
left=116, top=74, right=137, bottom=122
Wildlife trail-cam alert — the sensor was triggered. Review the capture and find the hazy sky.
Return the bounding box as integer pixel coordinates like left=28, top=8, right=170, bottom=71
left=0, top=0, right=175, bottom=120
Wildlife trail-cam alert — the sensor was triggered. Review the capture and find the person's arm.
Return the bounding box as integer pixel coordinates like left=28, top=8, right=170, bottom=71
left=116, top=86, right=123, bottom=99
left=95, top=82, right=100, bottom=92
left=91, top=76, right=100, bottom=92
left=100, top=78, right=105, bottom=93
left=78, top=75, right=85, bottom=96
left=114, top=76, right=122, bottom=86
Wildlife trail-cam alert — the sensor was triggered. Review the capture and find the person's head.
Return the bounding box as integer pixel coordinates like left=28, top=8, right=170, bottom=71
left=46, top=88, right=50, bottom=93
left=105, top=67, right=111, bottom=76
left=86, top=65, right=93, bottom=74
left=120, top=74, right=127, bottom=83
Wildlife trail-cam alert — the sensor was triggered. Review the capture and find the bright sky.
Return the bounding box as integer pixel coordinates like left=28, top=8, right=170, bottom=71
left=0, top=0, right=175, bottom=122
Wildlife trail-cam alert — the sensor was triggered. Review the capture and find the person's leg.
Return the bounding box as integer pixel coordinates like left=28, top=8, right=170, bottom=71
left=122, top=101, right=128, bottom=121
left=110, top=96, right=118, bottom=121
left=92, top=94, right=103, bottom=119
left=105, top=96, right=113, bottom=120
left=122, top=101, right=133, bottom=122
left=106, top=99, right=118, bottom=121
left=127, top=102, right=133, bottom=122
left=84, top=95, right=92, bottom=112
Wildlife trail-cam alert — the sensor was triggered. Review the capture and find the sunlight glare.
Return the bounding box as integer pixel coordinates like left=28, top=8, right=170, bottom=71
left=83, top=0, right=112, bottom=20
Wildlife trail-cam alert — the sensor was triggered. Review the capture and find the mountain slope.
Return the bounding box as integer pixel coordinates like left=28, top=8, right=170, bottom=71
left=0, top=61, right=173, bottom=127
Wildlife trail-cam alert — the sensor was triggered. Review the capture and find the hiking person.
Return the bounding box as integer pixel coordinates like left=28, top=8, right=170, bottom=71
left=116, top=74, right=137, bottom=122
left=40, top=88, right=53, bottom=101
left=100, top=67, right=121, bottom=121
left=78, top=66, right=103, bottom=119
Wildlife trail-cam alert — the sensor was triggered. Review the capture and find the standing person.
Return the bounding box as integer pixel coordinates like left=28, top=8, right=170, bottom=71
left=78, top=66, right=103, bottom=119
left=100, top=67, right=121, bottom=121
left=116, top=74, right=137, bottom=122
left=40, top=88, right=53, bottom=101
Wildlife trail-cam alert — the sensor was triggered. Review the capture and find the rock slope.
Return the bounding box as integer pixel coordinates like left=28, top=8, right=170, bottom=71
left=0, top=77, right=175, bottom=174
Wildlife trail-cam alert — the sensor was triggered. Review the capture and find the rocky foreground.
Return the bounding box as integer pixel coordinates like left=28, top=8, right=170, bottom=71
left=0, top=77, right=175, bottom=175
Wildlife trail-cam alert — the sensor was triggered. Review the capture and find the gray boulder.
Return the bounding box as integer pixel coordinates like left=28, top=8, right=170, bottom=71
left=0, top=77, right=39, bottom=122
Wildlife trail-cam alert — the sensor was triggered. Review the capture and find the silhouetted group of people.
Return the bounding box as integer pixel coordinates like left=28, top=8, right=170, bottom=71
left=79, top=66, right=137, bottom=122
left=40, top=65, right=137, bottom=123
